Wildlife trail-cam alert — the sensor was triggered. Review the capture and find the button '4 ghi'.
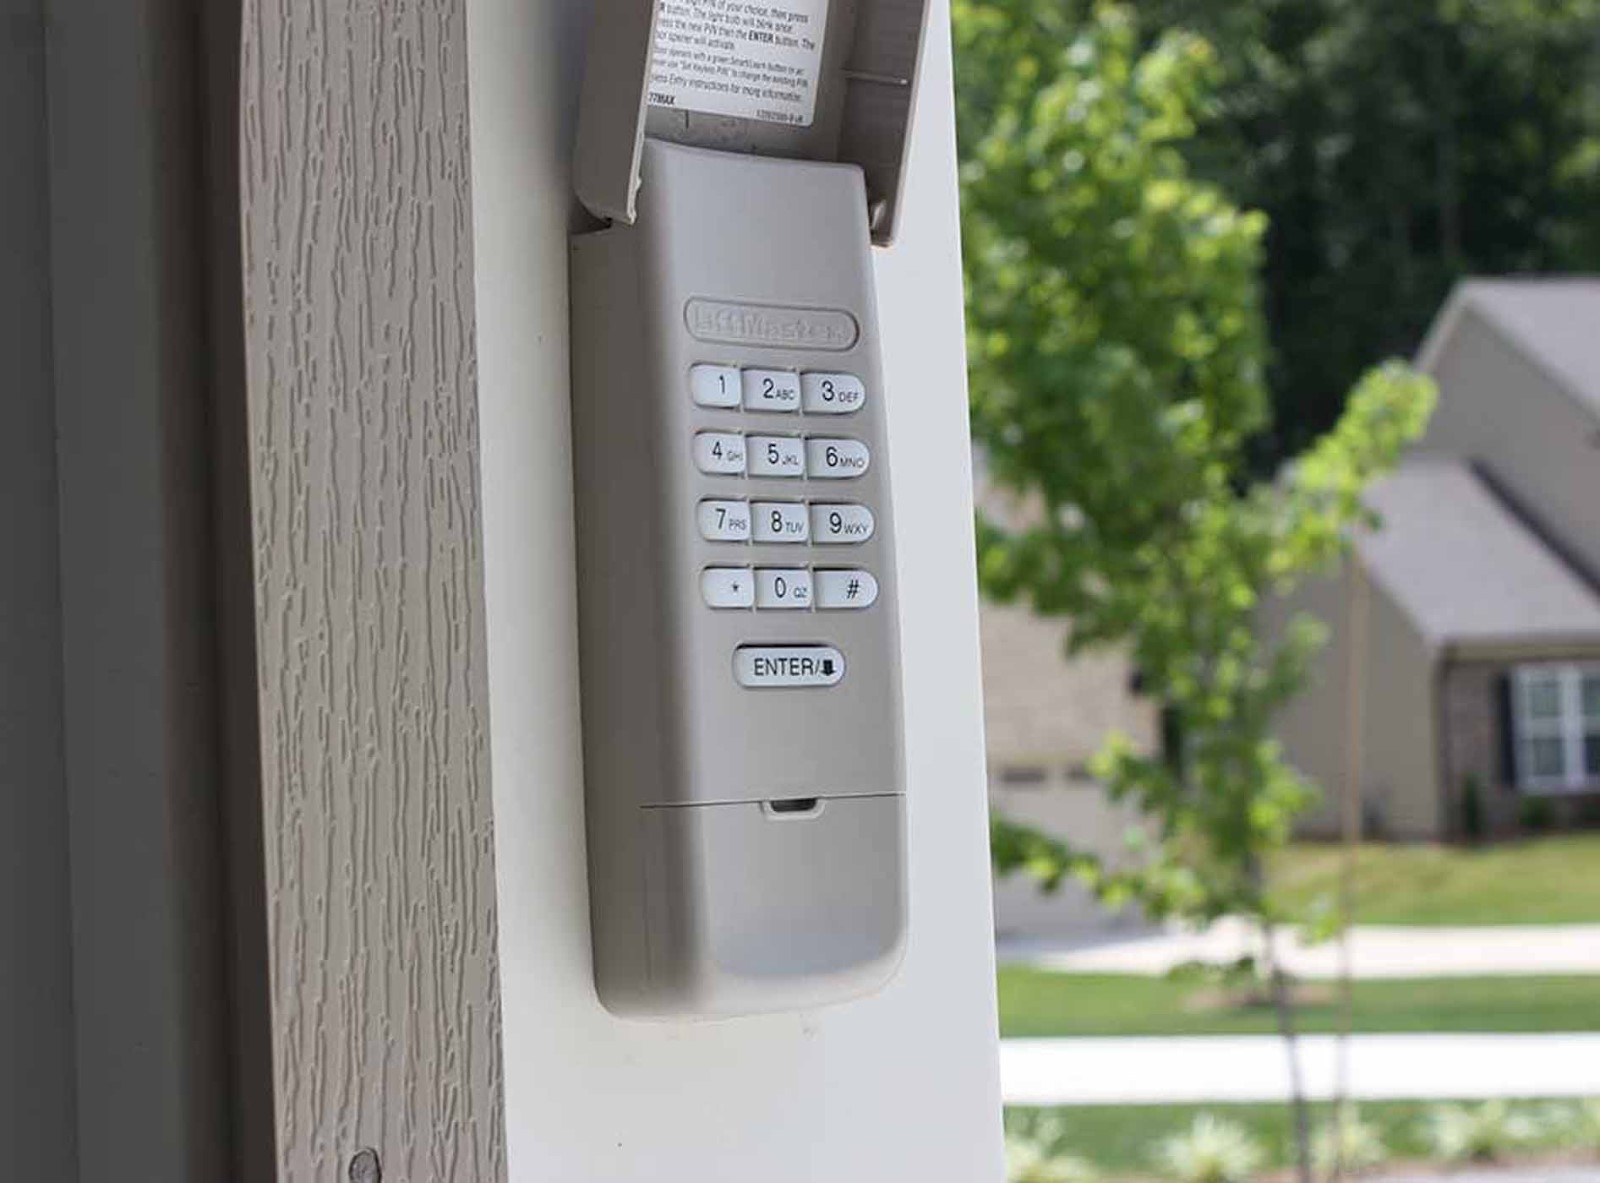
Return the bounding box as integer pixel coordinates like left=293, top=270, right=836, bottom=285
left=694, top=432, right=746, bottom=475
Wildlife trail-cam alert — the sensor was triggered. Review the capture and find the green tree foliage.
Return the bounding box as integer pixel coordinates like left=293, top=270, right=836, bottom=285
left=958, top=3, right=1435, bottom=927
left=1134, top=0, right=1600, bottom=463
left=956, top=9, right=1437, bottom=1176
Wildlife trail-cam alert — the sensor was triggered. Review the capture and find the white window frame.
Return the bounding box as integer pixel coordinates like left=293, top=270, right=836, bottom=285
left=1513, top=663, right=1600, bottom=794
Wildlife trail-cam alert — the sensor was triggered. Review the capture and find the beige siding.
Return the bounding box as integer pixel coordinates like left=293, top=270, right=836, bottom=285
left=980, top=603, right=1158, bottom=767
left=241, top=2, right=506, bottom=1179
left=979, top=603, right=1158, bottom=933
left=990, top=777, right=1150, bottom=938
left=1264, top=572, right=1349, bottom=836
left=1363, top=573, right=1443, bottom=838
left=1423, top=310, right=1600, bottom=585
left=1269, top=565, right=1442, bottom=840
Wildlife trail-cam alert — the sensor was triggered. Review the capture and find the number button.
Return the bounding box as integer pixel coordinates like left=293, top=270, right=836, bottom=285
left=698, top=499, right=751, bottom=542
left=701, top=567, right=754, bottom=608
left=804, top=437, right=869, bottom=479
left=747, top=435, right=806, bottom=478
left=802, top=372, right=866, bottom=414
left=690, top=364, right=741, bottom=408
left=810, top=503, right=874, bottom=543
left=742, top=369, right=801, bottom=412
left=694, top=431, right=746, bottom=475
left=751, top=502, right=809, bottom=543
left=755, top=568, right=812, bottom=609
left=816, top=569, right=879, bottom=609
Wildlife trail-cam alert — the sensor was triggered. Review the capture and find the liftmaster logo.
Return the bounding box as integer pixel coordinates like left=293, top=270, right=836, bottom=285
left=684, top=299, right=859, bottom=352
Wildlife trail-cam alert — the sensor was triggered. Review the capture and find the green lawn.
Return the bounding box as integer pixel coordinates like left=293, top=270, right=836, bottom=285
left=1006, top=1099, right=1582, bottom=1178
left=1270, top=834, right=1600, bottom=925
left=998, top=970, right=1600, bottom=1038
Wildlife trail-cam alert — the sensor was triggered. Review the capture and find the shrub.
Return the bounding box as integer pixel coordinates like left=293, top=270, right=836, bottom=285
left=1428, top=1101, right=1536, bottom=1163
left=1576, top=1099, right=1600, bottom=1154
left=1460, top=775, right=1485, bottom=844
left=1312, top=1105, right=1388, bottom=1175
left=1537, top=1099, right=1600, bottom=1156
left=1005, top=1135, right=1100, bottom=1183
left=1520, top=795, right=1556, bottom=833
left=1154, top=1114, right=1265, bottom=1183
left=1576, top=1100, right=1600, bottom=1155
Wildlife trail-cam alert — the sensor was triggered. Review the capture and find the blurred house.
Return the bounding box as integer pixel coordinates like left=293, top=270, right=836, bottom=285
left=1271, top=278, right=1600, bottom=841
left=982, top=603, right=1159, bottom=938
left=974, top=454, right=1162, bottom=936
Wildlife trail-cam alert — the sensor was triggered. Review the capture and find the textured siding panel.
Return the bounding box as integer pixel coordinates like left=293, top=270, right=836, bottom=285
left=239, top=3, right=506, bottom=1179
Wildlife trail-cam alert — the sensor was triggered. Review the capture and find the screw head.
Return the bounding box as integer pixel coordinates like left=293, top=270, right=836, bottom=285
left=349, top=1148, right=381, bottom=1183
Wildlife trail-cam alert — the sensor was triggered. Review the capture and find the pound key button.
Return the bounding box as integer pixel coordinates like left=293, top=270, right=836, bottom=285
left=733, top=645, right=845, bottom=689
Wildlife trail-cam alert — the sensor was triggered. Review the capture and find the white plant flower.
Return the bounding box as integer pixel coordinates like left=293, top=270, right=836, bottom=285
left=1312, top=1105, right=1388, bottom=1175
left=1154, top=1114, right=1266, bottom=1183
left=1427, top=1101, right=1537, bottom=1163
left=1004, top=1135, right=1100, bottom=1183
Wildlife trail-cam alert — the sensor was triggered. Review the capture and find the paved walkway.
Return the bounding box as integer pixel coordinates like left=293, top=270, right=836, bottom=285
left=1000, top=920, right=1600, bottom=979
left=1375, top=1170, right=1600, bottom=1182
left=1001, top=1033, right=1600, bottom=1106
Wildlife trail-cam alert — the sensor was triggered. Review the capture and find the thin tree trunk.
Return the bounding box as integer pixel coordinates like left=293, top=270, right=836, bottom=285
left=1330, top=556, right=1370, bottom=1182
left=1264, top=922, right=1314, bottom=1183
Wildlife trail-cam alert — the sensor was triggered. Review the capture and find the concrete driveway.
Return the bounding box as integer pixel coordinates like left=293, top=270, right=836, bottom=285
left=1374, top=1169, right=1600, bottom=1182
left=1000, top=919, right=1600, bottom=979
left=1001, top=1032, right=1600, bottom=1106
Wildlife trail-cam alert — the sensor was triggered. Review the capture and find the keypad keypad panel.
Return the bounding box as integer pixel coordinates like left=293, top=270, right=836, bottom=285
left=690, top=365, right=882, bottom=688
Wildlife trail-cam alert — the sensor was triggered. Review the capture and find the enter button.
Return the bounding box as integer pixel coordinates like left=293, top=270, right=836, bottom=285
left=734, top=645, right=845, bottom=689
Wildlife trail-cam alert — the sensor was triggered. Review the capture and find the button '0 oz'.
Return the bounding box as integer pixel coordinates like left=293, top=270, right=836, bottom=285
left=755, top=568, right=812, bottom=609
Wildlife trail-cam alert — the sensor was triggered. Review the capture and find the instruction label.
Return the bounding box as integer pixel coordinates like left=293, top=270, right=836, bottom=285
left=649, top=0, right=827, bottom=128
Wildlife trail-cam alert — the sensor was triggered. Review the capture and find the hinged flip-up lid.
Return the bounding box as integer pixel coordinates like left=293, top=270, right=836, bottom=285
left=574, top=0, right=930, bottom=246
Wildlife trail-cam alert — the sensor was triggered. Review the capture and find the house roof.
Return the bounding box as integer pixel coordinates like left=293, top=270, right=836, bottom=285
left=1418, top=277, right=1600, bottom=415
left=1360, top=458, right=1600, bottom=654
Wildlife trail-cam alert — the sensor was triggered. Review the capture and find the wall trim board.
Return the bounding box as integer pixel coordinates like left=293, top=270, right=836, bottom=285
left=45, top=3, right=234, bottom=1178
left=201, top=0, right=279, bottom=1175
left=469, top=0, right=1006, bottom=1176
left=239, top=2, right=508, bottom=1180
left=1, top=0, right=77, bottom=1175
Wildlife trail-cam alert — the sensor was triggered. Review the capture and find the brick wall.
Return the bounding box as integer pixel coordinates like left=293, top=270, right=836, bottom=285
left=1439, top=661, right=1512, bottom=839
left=1440, top=659, right=1600, bottom=839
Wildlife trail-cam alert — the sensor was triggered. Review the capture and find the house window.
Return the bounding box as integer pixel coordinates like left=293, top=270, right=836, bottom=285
left=1513, top=664, right=1600, bottom=793
left=997, top=765, right=1050, bottom=788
